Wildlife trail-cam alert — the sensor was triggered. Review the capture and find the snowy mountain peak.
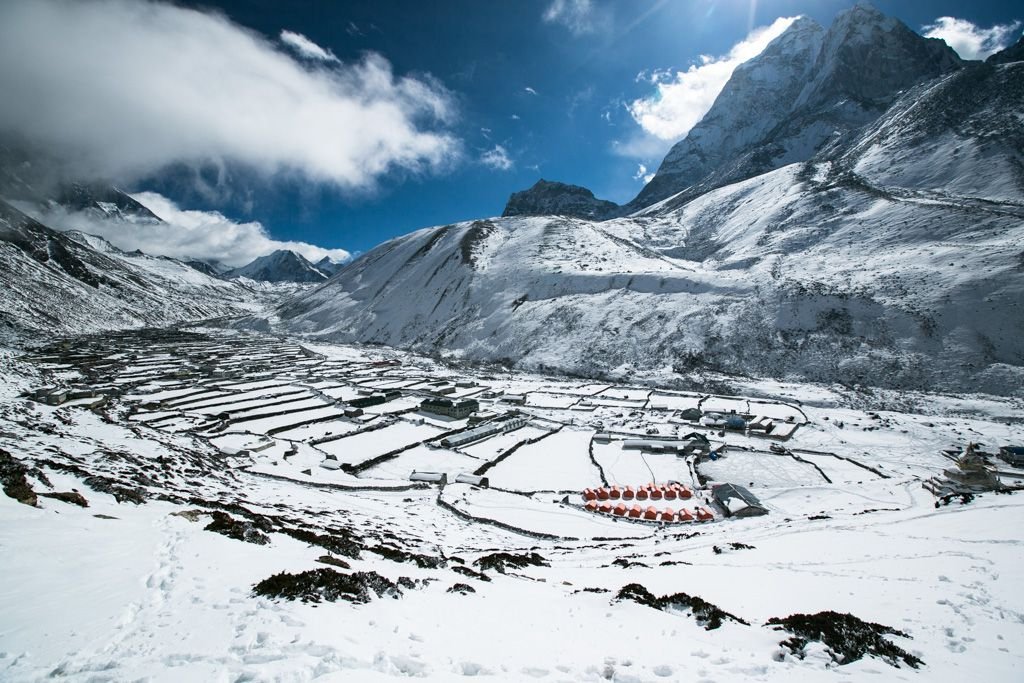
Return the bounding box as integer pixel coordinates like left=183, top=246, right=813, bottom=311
left=629, top=4, right=962, bottom=213
left=628, top=15, right=826, bottom=211
left=223, top=249, right=327, bottom=283
left=315, top=256, right=345, bottom=277
left=798, top=1, right=960, bottom=110
left=55, top=182, right=162, bottom=223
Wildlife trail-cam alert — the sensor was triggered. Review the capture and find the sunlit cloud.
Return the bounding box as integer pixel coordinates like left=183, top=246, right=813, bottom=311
left=921, top=16, right=1022, bottom=60
left=480, top=145, right=513, bottom=171
left=279, top=30, right=337, bottom=62
left=627, top=16, right=798, bottom=140
left=0, top=0, right=460, bottom=192
left=632, top=163, right=654, bottom=184
left=542, top=0, right=607, bottom=36
left=15, top=191, right=351, bottom=267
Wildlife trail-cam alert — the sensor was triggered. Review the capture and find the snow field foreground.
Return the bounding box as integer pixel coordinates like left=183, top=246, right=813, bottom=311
left=1, top=330, right=1024, bottom=681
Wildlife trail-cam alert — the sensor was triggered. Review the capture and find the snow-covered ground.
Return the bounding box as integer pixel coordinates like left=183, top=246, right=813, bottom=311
left=1, top=330, right=1023, bottom=681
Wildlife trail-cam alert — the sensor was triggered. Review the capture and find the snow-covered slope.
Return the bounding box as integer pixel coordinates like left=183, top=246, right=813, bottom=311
left=0, top=200, right=267, bottom=334
left=224, top=249, right=328, bottom=283
left=628, top=3, right=962, bottom=212
left=838, top=62, right=1024, bottom=203
left=277, top=59, right=1024, bottom=395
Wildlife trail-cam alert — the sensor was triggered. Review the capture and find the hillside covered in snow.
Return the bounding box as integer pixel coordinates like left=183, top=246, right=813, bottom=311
left=275, top=51, right=1024, bottom=395
left=0, top=199, right=277, bottom=335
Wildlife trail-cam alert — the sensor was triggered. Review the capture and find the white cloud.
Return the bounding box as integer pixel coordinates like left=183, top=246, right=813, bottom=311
left=627, top=16, right=797, bottom=140
left=480, top=145, right=513, bottom=171
left=511, top=114, right=521, bottom=120
left=0, top=0, right=459, bottom=191
left=542, top=0, right=605, bottom=36
left=279, top=30, right=338, bottom=62
left=17, top=192, right=350, bottom=267
left=921, top=16, right=1022, bottom=60
left=524, top=86, right=539, bottom=95
left=610, top=131, right=677, bottom=161
left=632, top=163, right=654, bottom=184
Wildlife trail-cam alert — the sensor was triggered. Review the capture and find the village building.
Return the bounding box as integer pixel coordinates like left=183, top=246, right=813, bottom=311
left=623, top=435, right=710, bottom=456
left=349, top=390, right=400, bottom=409
left=999, top=446, right=1024, bottom=468
left=421, top=397, right=480, bottom=419
left=747, top=416, right=776, bottom=433
left=439, top=415, right=528, bottom=448
left=455, top=473, right=489, bottom=487
left=700, top=412, right=726, bottom=427
left=712, top=483, right=768, bottom=517
left=937, top=444, right=1002, bottom=492
left=467, top=410, right=499, bottom=425
left=410, top=471, right=447, bottom=485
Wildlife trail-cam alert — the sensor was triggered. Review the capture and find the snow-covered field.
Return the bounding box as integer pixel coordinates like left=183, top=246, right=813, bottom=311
left=1, top=329, right=1023, bottom=681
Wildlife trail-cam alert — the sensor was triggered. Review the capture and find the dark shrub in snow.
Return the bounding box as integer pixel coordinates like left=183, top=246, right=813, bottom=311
left=614, top=583, right=748, bottom=630
left=253, top=569, right=404, bottom=604
left=766, top=611, right=923, bottom=668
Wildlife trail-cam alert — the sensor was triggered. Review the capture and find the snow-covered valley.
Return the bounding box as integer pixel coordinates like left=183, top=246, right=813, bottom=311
left=2, top=3, right=1023, bottom=680
left=2, top=329, right=1023, bottom=681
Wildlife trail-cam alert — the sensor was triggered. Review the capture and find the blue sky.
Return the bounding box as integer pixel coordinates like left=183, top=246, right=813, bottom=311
left=1, top=0, right=1021, bottom=263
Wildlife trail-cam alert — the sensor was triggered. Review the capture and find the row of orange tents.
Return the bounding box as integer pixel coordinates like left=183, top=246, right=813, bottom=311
left=584, top=499, right=714, bottom=522
left=583, top=483, right=693, bottom=502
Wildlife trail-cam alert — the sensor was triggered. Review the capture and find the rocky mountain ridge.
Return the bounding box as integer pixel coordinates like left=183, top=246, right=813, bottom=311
left=507, top=3, right=965, bottom=219
left=273, top=39, right=1024, bottom=395
left=0, top=199, right=272, bottom=335
left=503, top=180, right=619, bottom=220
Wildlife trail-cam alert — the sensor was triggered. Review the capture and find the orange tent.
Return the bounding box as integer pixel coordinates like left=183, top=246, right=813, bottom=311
left=678, top=509, right=694, bottom=522
left=636, top=489, right=649, bottom=501
left=585, top=500, right=598, bottom=512
left=628, top=504, right=643, bottom=518
left=597, top=488, right=610, bottom=500
left=650, top=488, right=663, bottom=501
left=664, top=488, right=677, bottom=500
left=598, top=501, right=613, bottom=513
left=696, top=507, right=714, bottom=521
left=583, top=488, right=597, bottom=501
left=643, top=506, right=659, bottom=520
left=609, top=486, right=621, bottom=500
left=679, top=487, right=693, bottom=500
left=613, top=503, right=627, bottom=516
left=660, top=507, right=676, bottom=521
left=623, top=486, right=635, bottom=500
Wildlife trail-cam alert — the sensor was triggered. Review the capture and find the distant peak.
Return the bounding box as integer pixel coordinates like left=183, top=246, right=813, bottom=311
left=851, top=0, right=883, bottom=15
left=834, top=1, right=896, bottom=28
left=502, top=179, right=619, bottom=220
left=788, top=16, right=823, bottom=31
left=761, top=16, right=824, bottom=51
